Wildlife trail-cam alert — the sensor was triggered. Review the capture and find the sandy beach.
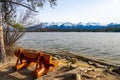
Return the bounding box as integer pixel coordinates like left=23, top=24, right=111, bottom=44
left=0, top=51, right=120, bottom=80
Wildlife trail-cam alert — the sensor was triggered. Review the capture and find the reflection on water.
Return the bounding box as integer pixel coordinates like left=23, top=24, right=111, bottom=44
left=17, top=32, right=120, bottom=65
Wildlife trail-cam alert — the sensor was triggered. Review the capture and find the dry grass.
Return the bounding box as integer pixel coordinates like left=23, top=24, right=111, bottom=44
left=5, top=44, right=22, bottom=57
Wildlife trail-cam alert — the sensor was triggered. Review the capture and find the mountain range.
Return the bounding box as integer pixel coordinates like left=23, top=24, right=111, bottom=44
left=26, top=22, right=120, bottom=32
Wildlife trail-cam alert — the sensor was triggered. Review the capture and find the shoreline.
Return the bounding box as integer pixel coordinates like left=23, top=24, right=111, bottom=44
left=43, top=50, right=119, bottom=67
left=0, top=50, right=120, bottom=80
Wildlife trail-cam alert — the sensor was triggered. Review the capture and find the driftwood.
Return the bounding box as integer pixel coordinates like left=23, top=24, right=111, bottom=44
left=27, top=50, right=120, bottom=77
left=45, top=51, right=119, bottom=68
left=41, top=50, right=120, bottom=76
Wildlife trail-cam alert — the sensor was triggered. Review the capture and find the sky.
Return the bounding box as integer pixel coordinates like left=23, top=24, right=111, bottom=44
left=38, top=0, right=120, bottom=24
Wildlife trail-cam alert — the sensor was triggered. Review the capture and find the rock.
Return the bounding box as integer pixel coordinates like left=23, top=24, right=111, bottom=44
left=76, top=73, right=81, bottom=80
left=66, top=56, right=71, bottom=60
left=52, top=57, right=59, bottom=60
left=69, top=58, right=78, bottom=64
left=55, top=73, right=81, bottom=80
left=112, top=67, right=120, bottom=75
left=88, top=61, right=107, bottom=68
left=53, top=55, right=61, bottom=60
left=59, top=65, right=75, bottom=73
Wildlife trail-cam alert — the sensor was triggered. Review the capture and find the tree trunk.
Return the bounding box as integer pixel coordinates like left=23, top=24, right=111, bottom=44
left=0, top=6, right=6, bottom=63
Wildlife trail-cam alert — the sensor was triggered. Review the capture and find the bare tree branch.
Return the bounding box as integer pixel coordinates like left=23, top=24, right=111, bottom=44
left=0, top=0, right=38, bottom=12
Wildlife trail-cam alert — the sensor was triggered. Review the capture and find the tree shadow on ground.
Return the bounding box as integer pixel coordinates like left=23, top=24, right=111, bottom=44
left=0, top=66, right=35, bottom=80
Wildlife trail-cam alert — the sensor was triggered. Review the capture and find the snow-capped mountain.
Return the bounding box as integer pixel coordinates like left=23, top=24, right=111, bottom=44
left=62, top=22, right=74, bottom=26
left=25, top=22, right=120, bottom=31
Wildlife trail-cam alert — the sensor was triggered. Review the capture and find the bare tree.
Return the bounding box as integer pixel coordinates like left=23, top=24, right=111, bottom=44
left=0, top=0, right=57, bottom=63
left=4, top=9, right=37, bottom=46
left=0, top=5, right=6, bottom=63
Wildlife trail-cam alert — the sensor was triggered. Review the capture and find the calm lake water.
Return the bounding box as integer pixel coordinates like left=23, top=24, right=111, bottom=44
left=17, top=32, right=120, bottom=65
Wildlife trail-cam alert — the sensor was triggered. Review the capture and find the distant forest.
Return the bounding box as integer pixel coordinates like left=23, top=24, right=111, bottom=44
left=27, top=27, right=120, bottom=32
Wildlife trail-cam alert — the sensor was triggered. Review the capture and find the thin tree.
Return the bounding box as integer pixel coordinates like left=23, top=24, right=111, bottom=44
left=0, top=6, right=6, bottom=63
left=0, top=0, right=57, bottom=63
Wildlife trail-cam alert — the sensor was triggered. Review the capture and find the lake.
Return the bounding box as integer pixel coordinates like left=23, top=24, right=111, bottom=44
left=17, top=32, right=120, bottom=65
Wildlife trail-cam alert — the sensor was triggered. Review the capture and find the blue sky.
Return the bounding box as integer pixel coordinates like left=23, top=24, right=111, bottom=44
left=38, top=0, right=120, bottom=24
